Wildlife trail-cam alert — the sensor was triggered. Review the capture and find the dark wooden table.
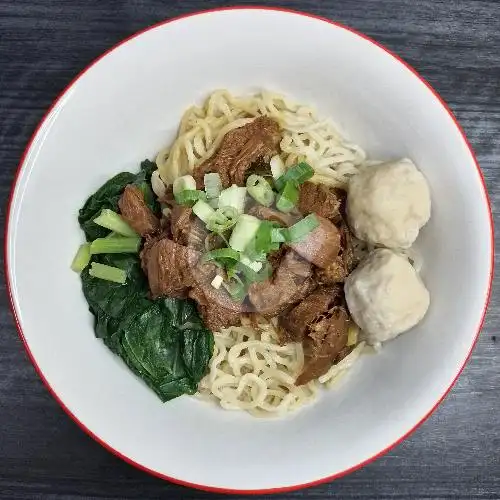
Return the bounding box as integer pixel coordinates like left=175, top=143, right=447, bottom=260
left=1, top=1, right=499, bottom=498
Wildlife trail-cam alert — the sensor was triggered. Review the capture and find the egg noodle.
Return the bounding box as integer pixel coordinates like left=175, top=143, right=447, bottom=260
left=156, top=89, right=366, bottom=188
left=155, top=90, right=369, bottom=416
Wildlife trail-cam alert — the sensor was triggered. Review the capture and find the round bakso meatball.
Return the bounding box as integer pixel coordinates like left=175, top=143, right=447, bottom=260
left=345, top=249, right=430, bottom=344
left=347, top=158, right=431, bottom=248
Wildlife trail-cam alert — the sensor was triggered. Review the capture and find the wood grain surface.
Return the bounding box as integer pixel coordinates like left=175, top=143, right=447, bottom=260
left=0, top=1, right=499, bottom=498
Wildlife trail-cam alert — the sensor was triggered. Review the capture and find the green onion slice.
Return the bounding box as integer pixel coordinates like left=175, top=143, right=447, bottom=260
left=246, top=174, right=275, bottom=207
left=93, top=209, right=138, bottom=237
left=271, top=227, right=289, bottom=243
left=206, top=206, right=239, bottom=234
left=90, top=237, right=141, bottom=254
left=287, top=214, right=320, bottom=242
left=218, top=185, right=247, bottom=214
left=203, top=248, right=241, bottom=263
left=71, top=243, right=91, bottom=273
left=89, top=262, right=127, bottom=284
left=223, top=276, right=247, bottom=302
left=228, top=214, right=261, bottom=252
left=174, top=189, right=207, bottom=206
left=173, top=175, right=196, bottom=197
left=276, top=181, right=299, bottom=213
left=192, top=199, right=215, bottom=224
left=204, top=173, right=222, bottom=199
left=275, top=162, right=314, bottom=192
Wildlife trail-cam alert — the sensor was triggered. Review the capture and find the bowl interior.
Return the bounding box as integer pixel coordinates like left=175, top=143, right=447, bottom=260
left=7, top=9, right=491, bottom=491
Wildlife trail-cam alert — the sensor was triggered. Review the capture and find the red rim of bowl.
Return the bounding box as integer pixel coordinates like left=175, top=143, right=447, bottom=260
left=4, top=6, right=494, bottom=495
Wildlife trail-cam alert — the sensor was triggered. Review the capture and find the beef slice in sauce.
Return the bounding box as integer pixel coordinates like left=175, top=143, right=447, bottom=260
left=298, top=182, right=345, bottom=222
left=295, top=306, right=350, bottom=386
left=248, top=250, right=315, bottom=317
left=189, top=284, right=244, bottom=331
left=290, top=215, right=341, bottom=268
left=247, top=205, right=298, bottom=227
left=170, top=205, right=207, bottom=251
left=278, top=285, right=343, bottom=343
left=315, top=222, right=357, bottom=284
left=118, top=184, right=160, bottom=237
left=140, top=238, right=200, bottom=299
left=194, top=116, right=281, bottom=188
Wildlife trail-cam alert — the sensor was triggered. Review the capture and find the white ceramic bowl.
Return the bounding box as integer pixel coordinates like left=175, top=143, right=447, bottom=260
left=6, top=7, right=493, bottom=493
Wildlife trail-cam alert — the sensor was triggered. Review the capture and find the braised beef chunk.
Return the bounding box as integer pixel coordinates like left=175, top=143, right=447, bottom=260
left=315, top=222, right=357, bottom=283
left=141, top=238, right=200, bottom=298
left=194, top=117, right=281, bottom=188
left=290, top=215, right=341, bottom=268
left=170, top=205, right=207, bottom=251
left=204, top=232, right=226, bottom=252
left=295, top=306, right=350, bottom=386
left=248, top=205, right=297, bottom=227
left=189, top=284, right=243, bottom=331
left=278, top=285, right=343, bottom=343
left=298, top=182, right=345, bottom=222
left=248, top=250, right=315, bottom=317
left=118, top=185, right=160, bottom=237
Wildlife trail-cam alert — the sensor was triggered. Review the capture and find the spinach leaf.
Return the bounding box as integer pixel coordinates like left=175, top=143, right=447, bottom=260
left=79, top=172, right=136, bottom=241
left=78, top=160, right=159, bottom=241
left=81, top=251, right=213, bottom=402
left=132, top=160, right=160, bottom=215
left=78, top=159, right=213, bottom=402
left=182, top=328, right=214, bottom=382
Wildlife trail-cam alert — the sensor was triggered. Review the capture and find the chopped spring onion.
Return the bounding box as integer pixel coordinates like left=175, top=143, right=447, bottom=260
left=90, top=237, right=141, bottom=254
left=218, top=184, right=247, bottom=214
left=246, top=174, right=275, bottom=207
left=93, top=209, right=138, bottom=237
left=254, top=221, right=279, bottom=254
left=229, top=214, right=261, bottom=252
left=173, top=175, right=196, bottom=197
left=206, top=206, right=239, bottom=233
left=223, top=275, right=247, bottom=302
left=89, top=262, right=127, bottom=284
left=270, top=155, right=285, bottom=179
left=192, top=199, right=215, bottom=224
left=208, top=197, right=219, bottom=209
left=253, top=261, right=272, bottom=282
left=240, top=255, right=263, bottom=272
left=276, top=181, right=299, bottom=213
left=287, top=214, right=319, bottom=243
left=203, top=247, right=241, bottom=263
left=71, top=243, right=91, bottom=273
left=243, top=221, right=279, bottom=260
left=271, top=227, right=289, bottom=243
left=151, top=170, right=167, bottom=198
left=347, top=325, right=358, bottom=346
left=204, top=173, right=222, bottom=199
left=174, top=189, right=207, bottom=206
left=211, top=275, right=224, bottom=289
left=275, top=162, right=314, bottom=192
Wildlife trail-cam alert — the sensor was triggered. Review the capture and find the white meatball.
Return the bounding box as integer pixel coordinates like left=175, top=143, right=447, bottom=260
left=344, top=249, right=430, bottom=344
left=347, top=158, right=431, bottom=248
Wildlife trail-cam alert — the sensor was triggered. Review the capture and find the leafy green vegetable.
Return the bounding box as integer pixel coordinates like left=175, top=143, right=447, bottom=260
left=133, top=160, right=160, bottom=214
left=78, top=161, right=213, bottom=402
left=81, top=253, right=213, bottom=401
left=78, top=160, right=158, bottom=241
left=79, top=172, right=136, bottom=241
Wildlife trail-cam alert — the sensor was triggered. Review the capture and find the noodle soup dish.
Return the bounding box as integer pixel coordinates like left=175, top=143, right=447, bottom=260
left=72, top=90, right=432, bottom=417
